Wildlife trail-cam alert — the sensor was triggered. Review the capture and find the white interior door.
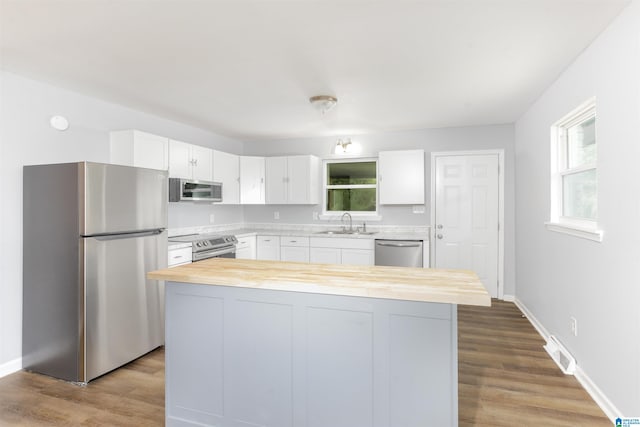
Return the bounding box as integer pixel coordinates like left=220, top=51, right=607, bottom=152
left=434, top=154, right=499, bottom=297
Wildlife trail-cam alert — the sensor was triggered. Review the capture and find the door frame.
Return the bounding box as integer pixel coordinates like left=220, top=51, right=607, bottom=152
left=430, top=150, right=505, bottom=299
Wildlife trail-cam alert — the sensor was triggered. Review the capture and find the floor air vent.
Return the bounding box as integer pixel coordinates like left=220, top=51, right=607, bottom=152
left=544, top=335, right=576, bottom=375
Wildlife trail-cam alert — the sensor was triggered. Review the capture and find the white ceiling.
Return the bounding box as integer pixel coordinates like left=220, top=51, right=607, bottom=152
left=0, top=0, right=630, bottom=140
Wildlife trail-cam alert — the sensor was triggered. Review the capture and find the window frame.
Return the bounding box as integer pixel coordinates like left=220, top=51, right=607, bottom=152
left=547, top=97, right=602, bottom=241
left=321, top=157, right=380, bottom=219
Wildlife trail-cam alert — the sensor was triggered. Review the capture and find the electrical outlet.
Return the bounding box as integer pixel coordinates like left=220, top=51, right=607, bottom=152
left=209, top=214, right=215, bottom=224
left=570, top=317, right=578, bottom=336
left=274, top=211, right=280, bottom=220
left=313, top=211, right=319, bottom=220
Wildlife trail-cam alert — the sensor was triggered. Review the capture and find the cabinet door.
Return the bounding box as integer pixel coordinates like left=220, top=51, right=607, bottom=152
left=379, top=150, right=425, bottom=204
left=281, top=246, right=309, bottom=263
left=310, top=247, right=341, bottom=264
left=240, top=156, right=265, bottom=204
left=287, top=155, right=320, bottom=205
left=169, top=139, right=192, bottom=179
left=132, top=131, right=169, bottom=170
left=110, top=130, right=168, bottom=170
left=341, top=249, right=374, bottom=266
left=257, top=236, right=280, bottom=261
left=287, top=156, right=310, bottom=204
left=213, top=150, right=240, bottom=204
left=266, top=157, right=288, bottom=204
left=191, top=145, right=213, bottom=181
left=236, top=236, right=257, bottom=260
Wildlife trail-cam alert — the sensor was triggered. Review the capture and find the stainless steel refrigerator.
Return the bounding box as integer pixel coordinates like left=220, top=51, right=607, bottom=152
left=23, top=161, right=168, bottom=383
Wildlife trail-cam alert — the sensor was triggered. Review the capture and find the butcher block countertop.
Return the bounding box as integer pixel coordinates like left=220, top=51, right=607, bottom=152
left=148, top=258, right=491, bottom=306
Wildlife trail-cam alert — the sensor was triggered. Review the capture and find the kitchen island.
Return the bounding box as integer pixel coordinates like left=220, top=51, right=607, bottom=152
left=148, top=258, right=490, bottom=427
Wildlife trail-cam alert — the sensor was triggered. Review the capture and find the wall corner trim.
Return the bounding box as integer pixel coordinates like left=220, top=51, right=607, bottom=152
left=0, top=357, right=22, bottom=379
left=513, top=297, right=621, bottom=422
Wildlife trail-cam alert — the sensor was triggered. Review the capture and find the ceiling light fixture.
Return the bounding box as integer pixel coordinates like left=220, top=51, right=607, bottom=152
left=309, top=95, right=338, bottom=114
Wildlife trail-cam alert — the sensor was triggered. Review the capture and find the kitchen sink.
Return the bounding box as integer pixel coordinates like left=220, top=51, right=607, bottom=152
left=314, top=230, right=377, bottom=235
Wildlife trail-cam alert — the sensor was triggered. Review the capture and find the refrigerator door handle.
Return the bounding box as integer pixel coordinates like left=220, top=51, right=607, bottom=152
left=88, top=229, right=165, bottom=241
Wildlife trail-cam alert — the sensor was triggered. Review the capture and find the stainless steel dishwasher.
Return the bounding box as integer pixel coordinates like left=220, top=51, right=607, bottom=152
left=374, top=239, right=423, bottom=267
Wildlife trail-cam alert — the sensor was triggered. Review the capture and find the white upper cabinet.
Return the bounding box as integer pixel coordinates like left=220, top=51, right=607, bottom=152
left=265, top=156, right=288, bottom=204
left=266, top=155, right=320, bottom=205
left=288, top=155, right=319, bottom=204
left=240, top=156, right=265, bottom=204
left=109, top=130, right=168, bottom=170
left=213, top=150, right=240, bottom=204
left=379, top=149, right=425, bottom=204
left=191, top=144, right=213, bottom=181
left=169, top=140, right=212, bottom=181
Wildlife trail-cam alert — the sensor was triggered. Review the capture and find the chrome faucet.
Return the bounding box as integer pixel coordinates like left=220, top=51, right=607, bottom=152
left=341, top=212, right=353, bottom=233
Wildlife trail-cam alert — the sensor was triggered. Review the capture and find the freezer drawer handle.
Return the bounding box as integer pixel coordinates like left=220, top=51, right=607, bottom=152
left=375, top=241, right=422, bottom=248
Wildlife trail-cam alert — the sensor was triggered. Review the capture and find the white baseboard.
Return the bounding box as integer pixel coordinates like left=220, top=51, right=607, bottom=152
left=513, top=297, right=620, bottom=423
left=0, top=357, right=22, bottom=379
left=502, top=294, right=515, bottom=302
left=513, top=297, right=551, bottom=339
left=574, top=365, right=621, bottom=422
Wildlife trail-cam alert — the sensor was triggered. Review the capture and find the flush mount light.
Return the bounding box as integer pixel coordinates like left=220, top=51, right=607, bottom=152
left=309, top=95, right=337, bottom=114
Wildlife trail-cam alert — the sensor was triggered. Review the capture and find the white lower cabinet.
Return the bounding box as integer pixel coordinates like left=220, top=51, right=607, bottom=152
left=341, top=248, right=374, bottom=266
left=309, top=237, right=374, bottom=266
left=168, top=246, right=192, bottom=267
left=280, top=236, right=309, bottom=262
left=235, top=235, right=256, bottom=260
left=309, top=247, right=341, bottom=264
left=257, top=236, right=280, bottom=261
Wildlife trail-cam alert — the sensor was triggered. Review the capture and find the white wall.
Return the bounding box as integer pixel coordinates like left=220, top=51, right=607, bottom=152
left=244, top=124, right=516, bottom=295
left=514, top=0, right=640, bottom=416
left=0, top=71, right=244, bottom=370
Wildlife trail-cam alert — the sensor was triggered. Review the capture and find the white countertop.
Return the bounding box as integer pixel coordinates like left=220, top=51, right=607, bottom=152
left=200, top=227, right=429, bottom=241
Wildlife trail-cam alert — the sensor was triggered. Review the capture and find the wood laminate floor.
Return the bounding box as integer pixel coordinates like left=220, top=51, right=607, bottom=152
left=0, top=300, right=609, bottom=426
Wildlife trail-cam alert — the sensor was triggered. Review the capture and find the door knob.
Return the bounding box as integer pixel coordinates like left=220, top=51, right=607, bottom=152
left=437, top=224, right=443, bottom=229
left=437, top=234, right=443, bottom=239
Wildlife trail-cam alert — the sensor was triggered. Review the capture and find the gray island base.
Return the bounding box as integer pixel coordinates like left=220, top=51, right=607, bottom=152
left=166, top=282, right=458, bottom=427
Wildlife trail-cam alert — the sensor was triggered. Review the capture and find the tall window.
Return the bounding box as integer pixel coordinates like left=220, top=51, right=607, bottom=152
left=549, top=98, right=601, bottom=240
left=324, top=159, right=377, bottom=213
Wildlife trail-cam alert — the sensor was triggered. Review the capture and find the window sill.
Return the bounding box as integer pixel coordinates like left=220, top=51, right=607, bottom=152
left=319, top=214, right=383, bottom=221
left=544, top=222, right=603, bottom=242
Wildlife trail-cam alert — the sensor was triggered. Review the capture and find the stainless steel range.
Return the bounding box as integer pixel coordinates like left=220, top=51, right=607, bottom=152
left=169, top=233, right=238, bottom=261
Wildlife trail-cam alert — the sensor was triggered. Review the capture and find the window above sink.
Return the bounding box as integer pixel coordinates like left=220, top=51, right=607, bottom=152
left=323, top=158, right=378, bottom=218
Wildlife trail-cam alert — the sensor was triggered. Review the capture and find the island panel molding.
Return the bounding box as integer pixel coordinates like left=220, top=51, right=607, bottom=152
left=164, top=282, right=458, bottom=427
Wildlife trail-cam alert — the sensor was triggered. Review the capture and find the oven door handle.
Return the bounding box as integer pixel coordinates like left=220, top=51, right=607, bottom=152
left=193, top=247, right=236, bottom=261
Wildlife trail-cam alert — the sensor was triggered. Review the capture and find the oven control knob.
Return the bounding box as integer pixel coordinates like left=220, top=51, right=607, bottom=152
left=203, top=241, right=208, bottom=246
left=196, top=242, right=202, bottom=247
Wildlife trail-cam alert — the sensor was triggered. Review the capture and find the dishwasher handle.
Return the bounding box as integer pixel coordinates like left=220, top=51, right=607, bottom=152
left=375, top=240, right=422, bottom=248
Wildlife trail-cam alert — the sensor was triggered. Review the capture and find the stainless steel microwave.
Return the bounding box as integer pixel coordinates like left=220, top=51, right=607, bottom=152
left=169, top=178, right=222, bottom=202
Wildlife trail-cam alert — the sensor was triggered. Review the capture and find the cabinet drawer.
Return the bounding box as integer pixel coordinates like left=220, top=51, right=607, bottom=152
left=257, top=235, right=280, bottom=246
left=309, top=237, right=374, bottom=250
left=168, top=247, right=192, bottom=267
left=280, top=236, right=309, bottom=247
left=236, top=235, right=255, bottom=249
